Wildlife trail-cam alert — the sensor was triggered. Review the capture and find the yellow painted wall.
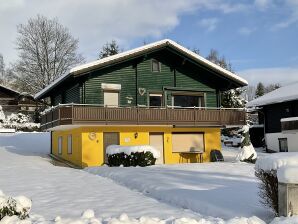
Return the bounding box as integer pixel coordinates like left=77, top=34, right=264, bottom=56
left=51, top=126, right=221, bottom=168
left=52, top=129, right=82, bottom=167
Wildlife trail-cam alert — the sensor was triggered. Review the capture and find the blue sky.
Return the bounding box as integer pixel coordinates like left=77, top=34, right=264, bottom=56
left=0, top=0, right=297, bottom=86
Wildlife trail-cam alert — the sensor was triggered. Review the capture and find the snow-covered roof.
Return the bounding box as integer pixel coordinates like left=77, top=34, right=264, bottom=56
left=34, top=71, right=71, bottom=100
left=0, top=84, right=20, bottom=95
left=247, top=82, right=298, bottom=107
left=35, top=39, right=248, bottom=100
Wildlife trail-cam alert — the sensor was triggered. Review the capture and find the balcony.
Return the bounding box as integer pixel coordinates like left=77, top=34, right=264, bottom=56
left=40, top=104, right=246, bottom=130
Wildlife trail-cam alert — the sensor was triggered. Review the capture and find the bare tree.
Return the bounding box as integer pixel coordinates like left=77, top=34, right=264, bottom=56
left=244, top=85, right=256, bottom=101
left=0, top=54, right=4, bottom=85
left=12, top=15, right=84, bottom=94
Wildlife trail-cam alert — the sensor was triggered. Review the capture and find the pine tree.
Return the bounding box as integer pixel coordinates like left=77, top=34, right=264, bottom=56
left=255, top=82, right=265, bottom=98
left=237, top=125, right=257, bottom=163
left=206, top=49, right=246, bottom=108
left=98, top=40, right=121, bottom=59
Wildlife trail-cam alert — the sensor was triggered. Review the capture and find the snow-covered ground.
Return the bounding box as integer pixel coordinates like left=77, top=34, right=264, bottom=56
left=86, top=146, right=274, bottom=222
left=0, top=133, right=297, bottom=223
left=0, top=133, right=205, bottom=222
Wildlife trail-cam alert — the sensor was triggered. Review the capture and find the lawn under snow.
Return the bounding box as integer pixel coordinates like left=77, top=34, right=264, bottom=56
left=86, top=148, right=273, bottom=222
left=1, top=133, right=298, bottom=223
left=0, top=133, right=205, bottom=222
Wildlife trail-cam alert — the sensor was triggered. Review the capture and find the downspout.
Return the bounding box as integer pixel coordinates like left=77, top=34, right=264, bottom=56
left=135, top=63, right=138, bottom=106
left=50, top=131, right=53, bottom=155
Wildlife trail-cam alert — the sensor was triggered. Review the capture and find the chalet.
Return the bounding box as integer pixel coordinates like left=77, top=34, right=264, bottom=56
left=247, top=82, right=298, bottom=152
left=0, top=85, right=39, bottom=116
left=35, top=39, right=247, bottom=167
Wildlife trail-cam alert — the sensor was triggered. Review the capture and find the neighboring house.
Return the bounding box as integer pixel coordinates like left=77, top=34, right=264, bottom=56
left=35, top=39, right=247, bottom=167
left=0, top=84, right=39, bottom=116
left=247, top=82, right=298, bottom=152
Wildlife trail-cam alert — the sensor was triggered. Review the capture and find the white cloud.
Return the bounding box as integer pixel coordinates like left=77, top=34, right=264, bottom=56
left=198, top=18, right=219, bottom=32
left=238, top=27, right=256, bottom=35
left=238, top=67, right=298, bottom=86
left=254, top=0, right=271, bottom=10
left=0, top=0, right=251, bottom=65
left=273, top=0, right=298, bottom=29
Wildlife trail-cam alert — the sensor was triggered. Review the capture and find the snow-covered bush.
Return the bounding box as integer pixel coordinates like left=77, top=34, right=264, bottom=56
left=254, top=153, right=298, bottom=216
left=0, top=191, right=32, bottom=220
left=107, top=145, right=159, bottom=167
left=0, top=106, right=5, bottom=123
left=0, top=106, right=40, bottom=131
left=236, top=125, right=257, bottom=163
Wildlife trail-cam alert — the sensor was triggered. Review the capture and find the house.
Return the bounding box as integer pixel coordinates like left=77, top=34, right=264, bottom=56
left=35, top=39, right=247, bottom=167
left=247, top=82, right=298, bottom=152
left=0, top=84, right=39, bottom=116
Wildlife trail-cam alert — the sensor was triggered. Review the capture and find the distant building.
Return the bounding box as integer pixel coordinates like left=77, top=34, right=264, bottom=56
left=0, top=84, right=40, bottom=116
left=247, top=82, right=298, bottom=152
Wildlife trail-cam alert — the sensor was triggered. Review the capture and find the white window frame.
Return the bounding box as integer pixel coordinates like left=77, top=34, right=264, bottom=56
left=58, top=136, right=63, bottom=155
left=67, top=135, right=72, bottom=154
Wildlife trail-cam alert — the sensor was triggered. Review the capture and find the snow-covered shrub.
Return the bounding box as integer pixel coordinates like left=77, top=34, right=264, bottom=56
left=2, top=113, right=39, bottom=132
left=6, top=113, right=30, bottom=124
left=255, top=169, right=278, bottom=216
left=106, top=145, right=159, bottom=167
left=0, top=191, right=32, bottom=220
left=108, top=151, right=156, bottom=167
left=0, top=106, right=5, bottom=123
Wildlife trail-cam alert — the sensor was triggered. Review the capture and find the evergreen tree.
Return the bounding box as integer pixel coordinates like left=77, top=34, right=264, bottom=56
left=206, top=49, right=245, bottom=108
left=255, top=82, right=265, bottom=98
left=237, top=125, right=257, bottom=163
left=98, top=40, right=121, bottom=59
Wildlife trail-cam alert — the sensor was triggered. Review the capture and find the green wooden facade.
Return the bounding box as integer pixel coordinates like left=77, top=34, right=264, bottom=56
left=49, top=48, right=236, bottom=108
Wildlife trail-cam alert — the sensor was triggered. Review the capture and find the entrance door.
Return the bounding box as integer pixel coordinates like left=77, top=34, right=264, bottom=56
left=149, top=133, right=164, bottom=164
left=103, top=132, right=119, bottom=164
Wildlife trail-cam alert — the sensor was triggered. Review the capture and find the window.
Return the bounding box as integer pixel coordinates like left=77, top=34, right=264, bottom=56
left=152, top=59, right=161, bottom=72
left=279, top=138, right=288, bottom=152
left=58, top=136, right=63, bottom=155
left=104, top=91, right=119, bottom=107
left=172, top=133, right=204, bottom=152
left=149, top=94, right=163, bottom=107
left=67, top=135, right=72, bottom=154
left=173, top=94, right=205, bottom=107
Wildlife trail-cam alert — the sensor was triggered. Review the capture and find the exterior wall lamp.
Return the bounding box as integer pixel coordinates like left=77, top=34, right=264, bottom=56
left=134, top=132, right=138, bottom=139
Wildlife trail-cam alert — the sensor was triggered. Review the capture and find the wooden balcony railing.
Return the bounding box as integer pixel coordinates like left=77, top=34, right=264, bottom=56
left=40, top=104, right=246, bottom=130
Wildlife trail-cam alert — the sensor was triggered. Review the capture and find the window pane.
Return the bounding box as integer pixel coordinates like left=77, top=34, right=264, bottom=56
left=172, top=133, right=204, bottom=152
left=279, top=138, right=288, bottom=152
left=68, top=135, right=72, bottom=154
left=152, top=60, right=160, bottom=72
left=174, top=95, right=204, bottom=107
left=150, top=95, right=162, bottom=107
left=58, top=137, right=62, bottom=154
left=104, top=91, right=119, bottom=107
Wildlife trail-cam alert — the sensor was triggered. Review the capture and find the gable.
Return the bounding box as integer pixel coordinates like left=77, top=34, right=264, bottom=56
left=35, top=39, right=247, bottom=100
